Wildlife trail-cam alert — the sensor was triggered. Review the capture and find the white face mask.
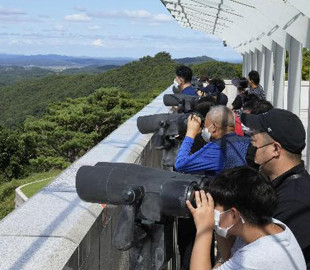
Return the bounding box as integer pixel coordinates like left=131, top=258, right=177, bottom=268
left=201, top=123, right=213, bottom=142
left=214, top=209, right=245, bottom=238
left=173, top=79, right=179, bottom=89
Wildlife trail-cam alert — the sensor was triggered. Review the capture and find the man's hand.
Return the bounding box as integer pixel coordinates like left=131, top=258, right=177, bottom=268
left=186, top=191, right=215, bottom=235
left=186, top=114, right=202, bottom=139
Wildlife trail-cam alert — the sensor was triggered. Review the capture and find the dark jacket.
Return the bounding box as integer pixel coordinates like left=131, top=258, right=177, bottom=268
left=272, top=162, right=310, bottom=268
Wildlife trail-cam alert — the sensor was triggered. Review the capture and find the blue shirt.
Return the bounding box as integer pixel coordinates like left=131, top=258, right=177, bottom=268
left=182, top=86, right=198, bottom=96
left=175, top=133, right=250, bottom=176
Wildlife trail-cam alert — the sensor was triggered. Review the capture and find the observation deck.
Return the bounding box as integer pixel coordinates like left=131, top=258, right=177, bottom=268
left=1, top=0, right=310, bottom=269
left=0, top=81, right=309, bottom=269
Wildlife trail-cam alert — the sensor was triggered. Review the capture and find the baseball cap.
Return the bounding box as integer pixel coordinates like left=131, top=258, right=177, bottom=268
left=241, top=109, right=306, bottom=154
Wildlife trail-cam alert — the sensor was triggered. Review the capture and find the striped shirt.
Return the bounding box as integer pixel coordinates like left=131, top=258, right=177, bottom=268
left=248, top=84, right=266, bottom=100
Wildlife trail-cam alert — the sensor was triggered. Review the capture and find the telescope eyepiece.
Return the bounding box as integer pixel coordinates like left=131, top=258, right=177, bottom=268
left=159, top=120, right=168, bottom=128
left=122, top=186, right=144, bottom=205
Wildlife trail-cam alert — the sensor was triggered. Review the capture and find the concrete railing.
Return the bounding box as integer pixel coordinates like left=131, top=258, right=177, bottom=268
left=0, top=87, right=171, bottom=270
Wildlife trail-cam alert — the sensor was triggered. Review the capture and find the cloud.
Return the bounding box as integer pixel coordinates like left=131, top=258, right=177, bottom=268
left=54, top=25, right=65, bottom=32
left=91, top=39, right=106, bottom=47
left=88, top=25, right=101, bottom=30
left=124, top=10, right=151, bottom=18
left=0, top=6, right=26, bottom=16
left=74, top=6, right=86, bottom=12
left=87, top=9, right=173, bottom=24
left=153, top=14, right=172, bottom=22
left=65, top=13, right=91, bottom=22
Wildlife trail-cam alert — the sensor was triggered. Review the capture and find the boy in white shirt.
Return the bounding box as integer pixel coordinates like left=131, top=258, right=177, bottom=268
left=186, top=167, right=306, bottom=270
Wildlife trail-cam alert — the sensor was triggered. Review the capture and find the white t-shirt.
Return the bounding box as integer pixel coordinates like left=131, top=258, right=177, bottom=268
left=215, top=219, right=306, bottom=270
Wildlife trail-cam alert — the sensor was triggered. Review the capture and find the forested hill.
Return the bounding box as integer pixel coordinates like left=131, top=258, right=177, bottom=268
left=0, top=66, right=54, bottom=87
left=175, top=55, right=215, bottom=65
left=0, top=52, right=177, bottom=128
left=0, top=51, right=243, bottom=128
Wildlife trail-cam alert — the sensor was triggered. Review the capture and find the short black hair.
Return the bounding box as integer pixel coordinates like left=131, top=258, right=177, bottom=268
left=194, top=96, right=216, bottom=117
left=176, top=65, right=193, bottom=83
left=250, top=100, right=273, bottom=114
left=209, top=78, right=225, bottom=92
left=248, top=70, right=260, bottom=85
left=243, top=94, right=260, bottom=112
left=200, top=75, right=210, bottom=83
left=239, top=77, right=248, bottom=89
left=243, top=99, right=273, bottom=114
left=209, top=167, right=277, bottom=225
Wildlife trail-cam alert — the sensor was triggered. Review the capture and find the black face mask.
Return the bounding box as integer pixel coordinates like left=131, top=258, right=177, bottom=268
left=247, top=142, right=275, bottom=171
left=246, top=144, right=259, bottom=170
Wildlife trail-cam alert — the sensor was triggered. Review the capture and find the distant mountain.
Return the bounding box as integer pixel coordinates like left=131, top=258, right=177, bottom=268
left=0, top=53, right=135, bottom=68
left=174, top=55, right=216, bottom=65
left=60, top=65, right=120, bottom=75
left=0, top=65, right=120, bottom=87
left=0, top=66, right=55, bottom=87
left=0, top=52, right=177, bottom=128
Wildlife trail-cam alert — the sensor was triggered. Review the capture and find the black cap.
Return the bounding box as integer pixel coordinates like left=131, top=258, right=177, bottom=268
left=241, top=109, right=306, bottom=154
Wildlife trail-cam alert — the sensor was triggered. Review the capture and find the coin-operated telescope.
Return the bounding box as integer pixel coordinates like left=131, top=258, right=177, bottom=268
left=76, top=162, right=202, bottom=270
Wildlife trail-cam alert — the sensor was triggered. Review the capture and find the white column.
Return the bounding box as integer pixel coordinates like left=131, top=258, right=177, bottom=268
left=287, top=36, right=303, bottom=116
left=307, top=65, right=310, bottom=171
left=264, top=47, right=274, bottom=102
left=250, top=51, right=257, bottom=71
left=273, top=43, right=286, bottom=109
left=252, top=49, right=258, bottom=71
left=249, top=51, right=254, bottom=72
left=257, top=48, right=265, bottom=89
left=247, top=51, right=252, bottom=75
left=242, top=53, right=247, bottom=77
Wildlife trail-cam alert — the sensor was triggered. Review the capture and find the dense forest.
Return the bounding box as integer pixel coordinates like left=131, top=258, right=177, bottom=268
left=0, top=52, right=241, bottom=128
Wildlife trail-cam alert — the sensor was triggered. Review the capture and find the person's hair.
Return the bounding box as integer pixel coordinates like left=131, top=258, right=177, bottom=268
left=209, top=166, right=277, bottom=225
left=194, top=96, right=216, bottom=118
left=239, top=77, right=248, bottom=89
left=243, top=95, right=261, bottom=112
left=250, top=100, right=273, bottom=114
left=200, top=75, right=210, bottom=83
left=209, top=78, right=225, bottom=92
left=261, top=132, right=274, bottom=144
left=175, top=65, right=193, bottom=83
left=248, top=70, right=260, bottom=85
left=207, top=105, right=235, bottom=128
left=262, top=132, right=302, bottom=161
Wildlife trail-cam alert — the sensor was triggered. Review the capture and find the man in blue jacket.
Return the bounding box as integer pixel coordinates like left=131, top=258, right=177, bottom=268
left=175, top=105, right=250, bottom=177
left=175, top=65, right=198, bottom=96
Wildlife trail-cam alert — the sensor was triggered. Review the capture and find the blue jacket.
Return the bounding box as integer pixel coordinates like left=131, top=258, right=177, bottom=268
left=175, top=133, right=250, bottom=176
left=182, top=86, right=198, bottom=96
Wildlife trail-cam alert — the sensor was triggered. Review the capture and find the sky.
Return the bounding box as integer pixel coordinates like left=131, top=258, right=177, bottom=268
left=0, top=0, right=242, bottom=62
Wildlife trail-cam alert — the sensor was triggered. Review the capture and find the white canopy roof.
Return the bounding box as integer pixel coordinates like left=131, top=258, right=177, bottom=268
left=161, top=0, right=310, bottom=53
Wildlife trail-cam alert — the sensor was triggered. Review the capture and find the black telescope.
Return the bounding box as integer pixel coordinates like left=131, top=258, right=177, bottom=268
left=76, top=162, right=200, bottom=221
left=136, top=113, right=188, bottom=136
left=76, top=162, right=202, bottom=270
left=163, top=93, right=199, bottom=112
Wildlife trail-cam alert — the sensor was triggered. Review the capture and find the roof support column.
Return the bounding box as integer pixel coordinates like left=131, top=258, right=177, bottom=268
left=252, top=49, right=258, bottom=71
left=287, top=36, right=302, bottom=116
left=264, top=47, right=274, bottom=102
left=307, top=66, right=310, bottom=171
left=257, top=48, right=265, bottom=89
left=250, top=51, right=257, bottom=71
left=248, top=51, right=253, bottom=71
left=242, top=53, right=246, bottom=77
left=273, top=43, right=286, bottom=109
